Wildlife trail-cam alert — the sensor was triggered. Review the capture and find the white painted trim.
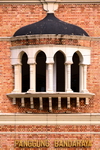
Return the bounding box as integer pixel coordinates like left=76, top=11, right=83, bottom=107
left=7, top=92, right=94, bottom=98
left=0, top=113, right=100, bottom=125
left=0, top=121, right=100, bottom=125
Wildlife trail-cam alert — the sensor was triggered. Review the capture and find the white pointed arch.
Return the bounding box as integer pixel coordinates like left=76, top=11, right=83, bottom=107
left=18, top=51, right=29, bottom=64
left=34, top=50, right=47, bottom=62
left=53, top=49, right=66, bottom=59
left=72, top=50, right=83, bottom=64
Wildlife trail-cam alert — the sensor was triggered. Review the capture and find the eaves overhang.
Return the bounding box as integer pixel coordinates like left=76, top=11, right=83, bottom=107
left=0, top=35, right=100, bottom=42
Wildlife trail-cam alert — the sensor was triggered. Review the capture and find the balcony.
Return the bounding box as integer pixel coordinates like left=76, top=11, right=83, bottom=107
left=7, top=92, right=94, bottom=113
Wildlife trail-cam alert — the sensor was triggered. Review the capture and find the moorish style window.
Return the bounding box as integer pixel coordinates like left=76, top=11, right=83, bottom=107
left=7, top=1, right=94, bottom=112
left=11, top=45, right=90, bottom=94
left=8, top=44, right=94, bottom=112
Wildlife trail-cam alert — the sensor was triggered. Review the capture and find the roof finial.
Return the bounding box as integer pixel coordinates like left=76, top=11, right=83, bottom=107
left=41, top=0, right=58, bottom=13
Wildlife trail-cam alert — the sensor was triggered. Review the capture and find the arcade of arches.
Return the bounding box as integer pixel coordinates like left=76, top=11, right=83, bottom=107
left=8, top=45, right=92, bottom=113
left=22, top=51, right=80, bottom=93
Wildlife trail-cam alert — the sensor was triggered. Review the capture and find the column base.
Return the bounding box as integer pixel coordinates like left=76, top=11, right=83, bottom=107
left=80, top=89, right=89, bottom=93
left=27, top=89, right=35, bottom=93
left=47, top=90, right=54, bottom=93
left=65, top=89, right=73, bottom=93
left=11, top=89, right=21, bottom=93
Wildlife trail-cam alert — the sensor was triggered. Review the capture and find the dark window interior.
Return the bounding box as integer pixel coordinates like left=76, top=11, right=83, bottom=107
left=22, top=53, right=30, bottom=92
left=71, top=52, right=80, bottom=92
left=36, top=51, right=46, bottom=92
left=55, top=51, right=65, bottom=92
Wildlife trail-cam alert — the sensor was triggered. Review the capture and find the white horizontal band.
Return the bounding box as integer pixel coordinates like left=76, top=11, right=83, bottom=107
left=0, top=121, right=100, bottom=125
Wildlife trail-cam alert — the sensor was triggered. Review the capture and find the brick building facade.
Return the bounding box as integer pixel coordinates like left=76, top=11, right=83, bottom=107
left=0, top=0, right=100, bottom=149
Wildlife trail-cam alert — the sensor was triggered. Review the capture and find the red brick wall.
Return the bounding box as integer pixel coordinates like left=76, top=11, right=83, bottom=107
left=0, top=4, right=46, bottom=37
left=0, top=3, right=100, bottom=150
left=0, top=3, right=100, bottom=113
left=56, top=4, right=100, bottom=37
left=0, top=124, right=100, bottom=150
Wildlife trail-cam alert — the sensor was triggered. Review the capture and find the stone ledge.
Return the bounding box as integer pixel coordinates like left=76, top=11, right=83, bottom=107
left=7, top=92, right=94, bottom=98
left=10, top=34, right=99, bottom=42
left=0, top=113, right=99, bottom=125
left=0, top=35, right=100, bottom=42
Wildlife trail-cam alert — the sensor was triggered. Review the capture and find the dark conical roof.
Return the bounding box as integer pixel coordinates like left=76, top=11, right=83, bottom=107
left=14, top=13, right=88, bottom=36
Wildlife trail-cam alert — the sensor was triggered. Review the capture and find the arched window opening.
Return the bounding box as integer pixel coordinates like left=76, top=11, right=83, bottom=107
left=22, top=53, right=30, bottom=92
left=54, top=51, right=65, bottom=92
left=71, top=52, right=80, bottom=92
left=36, top=51, right=46, bottom=92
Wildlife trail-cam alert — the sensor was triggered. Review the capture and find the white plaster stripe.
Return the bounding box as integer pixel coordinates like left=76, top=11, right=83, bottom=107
left=0, top=121, right=100, bottom=125
left=0, top=132, right=99, bottom=134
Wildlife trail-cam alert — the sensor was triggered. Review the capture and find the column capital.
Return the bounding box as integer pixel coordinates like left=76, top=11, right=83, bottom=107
left=28, top=63, right=37, bottom=65
left=13, top=63, right=22, bottom=66
left=46, top=62, right=54, bottom=64
left=65, top=61, right=73, bottom=65
left=79, top=63, right=88, bottom=66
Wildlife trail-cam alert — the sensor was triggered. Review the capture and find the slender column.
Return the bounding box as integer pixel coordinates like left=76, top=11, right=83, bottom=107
left=83, top=65, right=87, bottom=91
left=49, top=97, right=52, bottom=112
left=27, top=63, right=36, bottom=93
left=65, top=63, right=73, bottom=93
left=76, top=97, right=80, bottom=107
left=58, top=97, right=61, bottom=110
left=39, top=97, right=43, bottom=110
left=21, top=97, right=25, bottom=107
left=82, top=65, right=89, bottom=93
left=47, top=63, right=53, bottom=92
left=12, top=98, right=16, bottom=105
left=79, top=64, right=83, bottom=92
left=53, top=60, right=56, bottom=92
left=30, top=97, right=34, bottom=109
left=12, top=64, right=21, bottom=93
left=67, top=97, right=70, bottom=108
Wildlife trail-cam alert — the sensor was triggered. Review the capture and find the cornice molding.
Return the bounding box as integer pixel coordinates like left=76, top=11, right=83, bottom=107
left=0, top=35, right=100, bottom=42
left=0, top=113, right=100, bottom=125
left=0, top=0, right=100, bottom=3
